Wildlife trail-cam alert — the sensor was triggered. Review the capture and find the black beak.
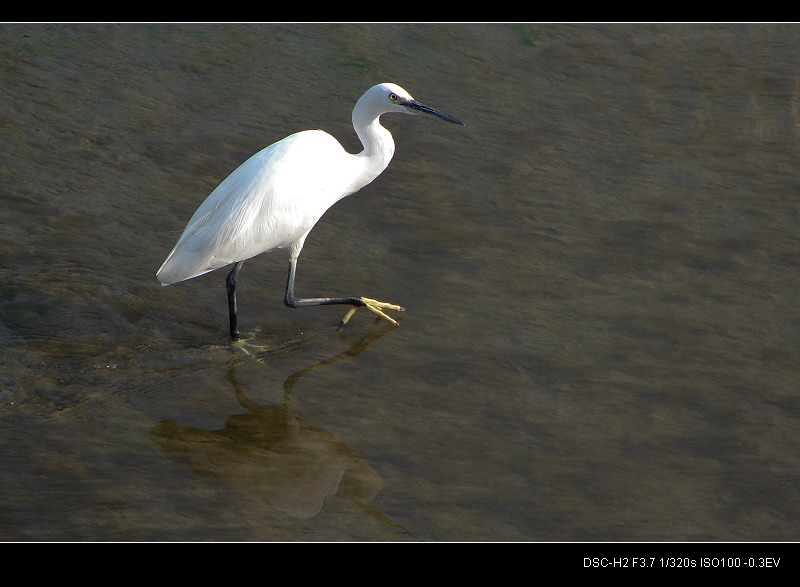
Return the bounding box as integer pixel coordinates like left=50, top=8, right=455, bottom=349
left=401, top=99, right=465, bottom=125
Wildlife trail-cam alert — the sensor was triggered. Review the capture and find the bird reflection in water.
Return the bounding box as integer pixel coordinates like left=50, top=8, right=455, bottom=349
left=149, top=322, right=413, bottom=537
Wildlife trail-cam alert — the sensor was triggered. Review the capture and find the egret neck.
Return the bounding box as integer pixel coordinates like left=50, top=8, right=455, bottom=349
left=353, top=107, right=396, bottom=190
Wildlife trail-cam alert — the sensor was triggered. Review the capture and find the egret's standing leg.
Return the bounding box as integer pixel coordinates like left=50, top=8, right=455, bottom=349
left=283, top=255, right=404, bottom=328
left=226, top=261, right=245, bottom=340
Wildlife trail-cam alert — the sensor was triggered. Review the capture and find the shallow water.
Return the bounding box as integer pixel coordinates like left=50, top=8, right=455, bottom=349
left=1, top=23, right=799, bottom=541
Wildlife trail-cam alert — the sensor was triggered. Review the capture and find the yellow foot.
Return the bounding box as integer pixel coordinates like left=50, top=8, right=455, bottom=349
left=230, top=337, right=271, bottom=357
left=340, top=297, right=405, bottom=327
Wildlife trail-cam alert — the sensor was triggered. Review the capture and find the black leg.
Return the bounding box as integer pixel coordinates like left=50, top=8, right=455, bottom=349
left=283, top=257, right=364, bottom=309
left=283, top=257, right=403, bottom=327
left=226, top=261, right=244, bottom=340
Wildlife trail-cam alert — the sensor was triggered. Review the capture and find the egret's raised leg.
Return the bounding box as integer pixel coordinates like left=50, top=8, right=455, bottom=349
left=226, top=260, right=244, bottom=341
left=283, top=256, right=404, bottom=327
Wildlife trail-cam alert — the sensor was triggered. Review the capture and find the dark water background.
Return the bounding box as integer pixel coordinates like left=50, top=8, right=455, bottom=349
left=1, top=23, right=799, bottom=541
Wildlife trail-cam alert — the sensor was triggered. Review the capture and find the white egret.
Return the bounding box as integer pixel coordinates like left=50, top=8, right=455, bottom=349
left=156, top=82, right=464, bottom=340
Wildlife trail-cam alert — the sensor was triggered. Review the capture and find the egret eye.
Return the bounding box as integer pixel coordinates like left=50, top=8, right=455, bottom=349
left=389, top=93, right=398, bottom=102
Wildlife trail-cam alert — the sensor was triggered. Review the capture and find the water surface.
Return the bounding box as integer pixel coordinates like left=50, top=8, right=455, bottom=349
left=1, top=23, right=799, bottom=541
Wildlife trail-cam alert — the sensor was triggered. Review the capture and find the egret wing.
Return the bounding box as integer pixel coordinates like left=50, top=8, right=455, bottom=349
left=156, top=130, right=353, bottom=285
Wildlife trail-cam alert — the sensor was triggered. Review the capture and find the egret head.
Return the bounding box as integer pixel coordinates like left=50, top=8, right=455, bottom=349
left=359, top=83, right=465, bottom=125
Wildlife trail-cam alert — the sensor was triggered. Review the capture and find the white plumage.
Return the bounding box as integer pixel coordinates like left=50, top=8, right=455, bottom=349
left=158, top=130, right=361, bottom=284
left=156, top=82, right=463, bottom=339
